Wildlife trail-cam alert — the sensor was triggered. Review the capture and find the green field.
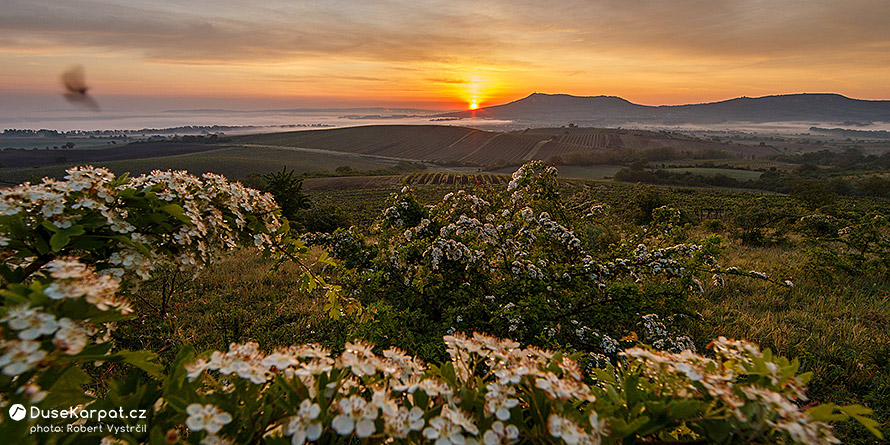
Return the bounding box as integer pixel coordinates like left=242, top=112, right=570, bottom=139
left=0, top=145, right=397, bottom=183
left=487, top=164, right=623, bottom=180
left=662, top=167, right=764, bottom=180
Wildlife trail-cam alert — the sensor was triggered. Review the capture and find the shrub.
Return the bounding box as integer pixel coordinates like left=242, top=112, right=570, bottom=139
left=306, top=162, right=772, bottom=361
left=262, top=167, right=311, bottom=221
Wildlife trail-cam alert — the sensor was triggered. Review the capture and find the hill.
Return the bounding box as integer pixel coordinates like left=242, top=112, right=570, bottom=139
left=448, top=93, right=890, bottom=126
left=232, top=124, right=773, bottom=166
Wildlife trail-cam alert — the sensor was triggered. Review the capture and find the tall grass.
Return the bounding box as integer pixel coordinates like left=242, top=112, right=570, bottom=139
left=691, top=245, right=890, bottom=441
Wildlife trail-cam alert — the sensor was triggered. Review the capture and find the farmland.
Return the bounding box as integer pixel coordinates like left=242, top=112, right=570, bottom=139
left=661, top=167, right=764, bottom=180
left=0, top=145, right=397, bottom=185
left=231, top=124, right=780, bottom=166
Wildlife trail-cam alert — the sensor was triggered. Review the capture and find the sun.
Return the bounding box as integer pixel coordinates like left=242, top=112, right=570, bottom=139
left=469, top=100, right=479, bottom=110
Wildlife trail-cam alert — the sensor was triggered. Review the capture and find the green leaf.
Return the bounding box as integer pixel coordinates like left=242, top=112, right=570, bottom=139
left=50, top=231, right=70, bottom=252
left=40, top=220, right=60, bottom=233
left=160, top=204, right=191, bottom=224
left=440, top=362, right=457, bottom=386
left=113, top=350, right=165, bottom=378
left=414, top=389, right=430, bottom=409
left=852, top=414, right=883, bottom=439
left=39, top=365, right=92, bottom=408
left=667, top=399, right=701, bottom=419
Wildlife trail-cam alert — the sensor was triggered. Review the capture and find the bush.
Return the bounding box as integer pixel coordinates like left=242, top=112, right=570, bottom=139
left=262, top=167, right=311, bottom=221
left=306, top=163, right=767, bottom=362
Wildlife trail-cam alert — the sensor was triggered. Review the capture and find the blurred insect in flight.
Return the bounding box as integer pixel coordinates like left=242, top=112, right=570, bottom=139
left=61, top=65, right=100, bottom=111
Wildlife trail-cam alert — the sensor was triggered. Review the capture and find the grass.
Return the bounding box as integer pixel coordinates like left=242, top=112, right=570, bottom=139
left=117, top=249, right=345, bottom=364
left=689, top=243, right=890, bottom=442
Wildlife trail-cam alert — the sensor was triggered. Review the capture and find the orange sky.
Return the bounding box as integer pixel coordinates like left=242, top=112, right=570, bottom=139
left=3, top=0, right=890, bottom=111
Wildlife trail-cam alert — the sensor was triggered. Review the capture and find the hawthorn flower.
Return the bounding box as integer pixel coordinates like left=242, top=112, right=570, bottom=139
left=484, top=383, right=520, bottom=420
left=332, top=395, right=377, bottom=437
left=185, top=404, right=233, bottom=434
left=54, top=318, right=89, bottom=355
left=0, top=340, right=46, bottom=376
left=340, top=341, right=381, bottom=377
left=185, top=358, right=210, bottom=381
left=548, top=414, right=600, bottom=445
left=285, top=399, right=323, bottom=444
left=423, top=406, right=479, bottom=445
left=3, top=306, right=59, bottom=340
left=46, top=258, right=90, bottom=279
left=17, top=382, right=48, bottom=403
left=384, top=406, right=425, bottom=438
left=483, top=421, right=519, bottom=445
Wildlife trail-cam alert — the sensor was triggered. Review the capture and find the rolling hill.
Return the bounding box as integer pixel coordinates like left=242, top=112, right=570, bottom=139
left=1, top=125, right=777, bottom=185
left=232, top=124, right=773, bottom=165
left=448, top=93, right=890, bottom=126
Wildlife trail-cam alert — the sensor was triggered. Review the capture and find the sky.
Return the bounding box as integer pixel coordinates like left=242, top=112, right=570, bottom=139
left=2, top=0, right=890, bottom=112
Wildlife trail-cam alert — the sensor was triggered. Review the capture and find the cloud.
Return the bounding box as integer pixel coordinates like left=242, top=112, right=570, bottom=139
left=4, top=0, right=889, bottom=66
left=2, top=0, right=889, bottom=102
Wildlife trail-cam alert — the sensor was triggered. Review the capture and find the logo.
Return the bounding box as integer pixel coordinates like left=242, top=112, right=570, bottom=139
left=9, top=404, right=27, bottom=421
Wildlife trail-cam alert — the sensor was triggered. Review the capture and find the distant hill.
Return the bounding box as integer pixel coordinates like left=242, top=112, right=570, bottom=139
left=447, top=93, right=890, bottom=126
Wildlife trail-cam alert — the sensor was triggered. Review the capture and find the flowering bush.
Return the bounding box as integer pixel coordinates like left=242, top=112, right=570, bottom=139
left=306, top=162, right=775, bottom=360
left=0, top=165, right=348, bottom=316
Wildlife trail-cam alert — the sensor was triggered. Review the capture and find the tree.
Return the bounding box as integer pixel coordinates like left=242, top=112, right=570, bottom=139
left=262, top=166, right=310, bottom=221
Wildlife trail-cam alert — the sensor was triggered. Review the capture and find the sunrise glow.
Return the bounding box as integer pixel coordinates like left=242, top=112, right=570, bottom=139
left=469, top=101, right=479, bottom=110
left=1, top=1, right=890, bottom=113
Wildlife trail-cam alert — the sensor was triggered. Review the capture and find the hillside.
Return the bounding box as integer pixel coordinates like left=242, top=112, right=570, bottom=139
left=448, top=93, right=890, bottom=126
left=232, top=124, right=773, bottom=165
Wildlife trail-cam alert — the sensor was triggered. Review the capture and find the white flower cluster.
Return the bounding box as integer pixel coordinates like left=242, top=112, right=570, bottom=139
left=425, top=239, right=482, bottom=270
left=623, top=337, right=836, bottom=444
left=537, top=211, right=581, bottom=249
left=442, top=190, right=491, bottom=216
left=0, top=166, right=282, bottom=281
left=183, top=332, right=609, bottom=444
left=0, top=258, right=128, bottom=376
left=640, top=314, right=696, bottom=353
left=628, top=243, right=700, bottom=277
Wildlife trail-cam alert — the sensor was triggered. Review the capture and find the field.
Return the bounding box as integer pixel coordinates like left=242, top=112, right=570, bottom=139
left=0, top=142, right=225, bottom=169
left=232, top=124, right=784, bottom=166
left=5, top=124, right=883, bottom=189
left=661, top=167, right=764, bottom=180
left=400, top=171, right=510, bottom=186
left=0, top=145, right=397, bottom=185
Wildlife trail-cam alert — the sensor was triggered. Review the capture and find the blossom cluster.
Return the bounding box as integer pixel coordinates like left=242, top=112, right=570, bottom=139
left=165, top=330, right=862, bottom=445
left=304, top=163, right=744, bottom=359
left=623, top=337, right=838, bottom=443
left=0, top=166, right=283, bottom=282
left=0, top=258, right=130, bottom=400
left=182, top=332, right=607, bottom=444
